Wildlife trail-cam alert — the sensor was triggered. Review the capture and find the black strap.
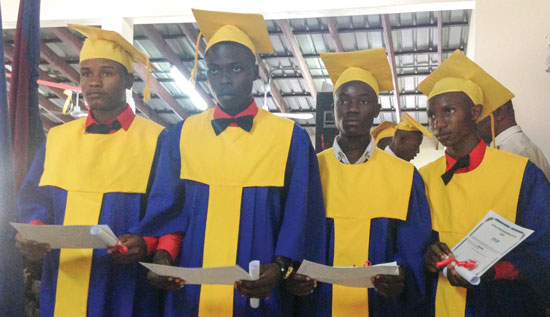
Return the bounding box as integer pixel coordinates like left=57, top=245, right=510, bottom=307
left=211, top=115, right=254, bottom=135
left=86, top=120, right=122, bottom=134
left=441, top=155, right=470, bottom=185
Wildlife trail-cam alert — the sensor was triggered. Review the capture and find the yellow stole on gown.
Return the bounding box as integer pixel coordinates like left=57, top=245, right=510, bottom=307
left=420, top=147, right=527, bottom=317
left=178, top=108, right=295, bottom=316
left=317, top=148, right=414, bottom=316
left=39, top=116, right=164, bottom=316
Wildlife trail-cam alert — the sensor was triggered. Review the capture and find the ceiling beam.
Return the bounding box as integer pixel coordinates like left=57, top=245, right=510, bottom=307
left=40, top=42, right=81, bottom=83
left=132, top=91, right=170, bottom=127
left=38, top=95, right=73, bottom=123
left=277, top=19, right=318, bottom=104
left=327, top=17, right=345, bottom=52
left=51, top=27, right=85, bottom=54
left=134, top=63, right=187, bottom=119
left=437, top=11, right=443, bottom=64
left=381, top=14, right=402, bottom=121
left=4, top=44, right=71, bottom=124
left=256, top=54, right=289, bottom=113
left=141, top=24, right=215, bottom=109
left=40, top=116, right=60, bottom=131
left=178, top=23, right=207, bottom=57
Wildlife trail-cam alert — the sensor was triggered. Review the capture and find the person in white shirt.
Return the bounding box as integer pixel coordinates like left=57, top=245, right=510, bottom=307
left=477, top=99, right=550, bottom=181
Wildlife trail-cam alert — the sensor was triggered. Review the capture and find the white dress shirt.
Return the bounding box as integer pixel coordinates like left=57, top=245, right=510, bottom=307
left=332, top=135, right=376, bottom=164
left=384, top=145, right=396, bottom=157
left=492, top=125, right=550, bottom=181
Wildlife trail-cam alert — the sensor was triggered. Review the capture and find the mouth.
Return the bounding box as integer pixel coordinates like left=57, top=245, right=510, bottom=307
left=86, top=92, right=104, bottom=98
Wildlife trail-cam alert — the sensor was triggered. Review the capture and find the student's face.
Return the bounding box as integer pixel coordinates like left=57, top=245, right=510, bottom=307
left=427, top=91, right=481, bottom=148
left=377, top=137, right=393, bottom=149
left=205, top=42, right=258, bottom=110
left=334, top=81, right=381, bottom=138
left=80, top=58, right=133, bottom=111
left=392, top=130, right=423, bottom=162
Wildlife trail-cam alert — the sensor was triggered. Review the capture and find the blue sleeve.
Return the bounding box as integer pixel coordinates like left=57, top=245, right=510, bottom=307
left=504, top=161, right=550, bottom=288
left=17, top=142, right=54, bottom=224
left=275, top=125, right=327, bottom=263
left=137, top=121, right=187, bottom=236
left=394, top=169, right=433, bottom=310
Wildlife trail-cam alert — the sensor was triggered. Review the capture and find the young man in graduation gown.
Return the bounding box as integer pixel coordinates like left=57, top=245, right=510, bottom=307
left=370, top=121, right=396, bottom=150
left=286, top=48, right=432, bottom=316
left=419, top=50, right=550, bottom=316
left=476, top=99, right=550, bottom=181
left=14, top=25, right=177, bottom=316
left=385, top=113, right=434, bottom=162
left=138, top=9, right=326, bottom=316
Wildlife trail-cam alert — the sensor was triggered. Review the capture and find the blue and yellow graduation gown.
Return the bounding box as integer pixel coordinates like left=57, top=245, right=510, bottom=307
left=300, top=147, right=432, bottom=316
left=17, top=116, right=165, bottom=317
left=138, top=107, right=326, bottom=316
left=420, top=146, right=550, bottom=316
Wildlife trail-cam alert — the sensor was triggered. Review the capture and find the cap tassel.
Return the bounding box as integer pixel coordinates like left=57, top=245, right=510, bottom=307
left=490, top=113, right=496, bottom=148
left=189, top=32, right=203, bottom=87
left=143, top=57, right=152, bottom=102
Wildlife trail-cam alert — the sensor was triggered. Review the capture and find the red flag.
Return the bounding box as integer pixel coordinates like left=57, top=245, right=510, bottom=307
left=8, top=0, right=44, bottom=192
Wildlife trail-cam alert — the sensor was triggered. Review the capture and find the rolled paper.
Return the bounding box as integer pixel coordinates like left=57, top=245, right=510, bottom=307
left=443, top=264, right=480, bottom=286
left=90, top=226, right=127, bottom=253
left=249, top=260, right=261, bottom=308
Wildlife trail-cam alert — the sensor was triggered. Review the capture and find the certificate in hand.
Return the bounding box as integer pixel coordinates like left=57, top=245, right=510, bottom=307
left=451, top=210, right=533, bottom=277
left=10, top=222, right=117, bottom=249
left=296, top=260, right=399, bottom=288
left=140, top=262, right=253, bottom=285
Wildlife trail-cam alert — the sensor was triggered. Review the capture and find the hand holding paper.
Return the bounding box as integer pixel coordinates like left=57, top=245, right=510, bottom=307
left=296, top=260, right=399, bottom=288
left=14, top=232, right=51, bottom=262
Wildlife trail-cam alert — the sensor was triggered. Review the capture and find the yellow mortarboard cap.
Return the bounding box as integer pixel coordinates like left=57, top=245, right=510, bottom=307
left=418, top=49, right=514, bottom=122
left=189, top=9, right=274, bottom=85
left=69, top=24, right=155, bottom=101
left=396, top=113, right=433, bottom=139
left=320, top=48, right=394, bottom=97
left=371, top=121, right=397, bottom=145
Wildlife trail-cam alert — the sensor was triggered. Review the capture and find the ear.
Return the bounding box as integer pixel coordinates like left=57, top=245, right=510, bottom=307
left=254, top=64, right=260, bottom=80
left=373, top=102, right=381, bottom=117
left=125, top=73, right=135, bottom=90
left=471, top=104, right=483, bottom=122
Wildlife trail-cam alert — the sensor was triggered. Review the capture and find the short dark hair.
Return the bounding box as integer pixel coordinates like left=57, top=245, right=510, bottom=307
left=205, top=41, right=256, bottom=66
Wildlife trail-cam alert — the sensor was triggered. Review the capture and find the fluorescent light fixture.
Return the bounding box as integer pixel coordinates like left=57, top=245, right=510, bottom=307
left=274, top=113, right=314, bottom=120
left=169, top=67, right=208, bottom=111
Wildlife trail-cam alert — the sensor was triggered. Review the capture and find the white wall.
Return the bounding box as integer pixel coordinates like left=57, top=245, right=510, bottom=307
left=412, top=136, right=445, bottom=168
left=470, top=0, right=550, bottom=159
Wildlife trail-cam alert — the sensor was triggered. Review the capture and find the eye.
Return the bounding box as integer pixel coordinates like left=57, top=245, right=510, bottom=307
left=207, top=66, right=219, bottom=75
left=103, top=71, right=114, bottom=77
left=337, top=98, right=348, bottom=105
left=445, top=107, right=455, bottom=115
left=232, top=65, right=243, bottom=73
left=81, top=70, right=91, bottom=78
left=427, top=112, right=436, bottom=120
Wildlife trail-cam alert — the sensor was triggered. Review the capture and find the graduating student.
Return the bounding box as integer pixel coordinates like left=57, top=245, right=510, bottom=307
left=370, top=121, right=396, bottom=150
left=419, top=50, right=550, bottom=316
left=476, top=99, right=550, bottom=181
left=286, top=48, right=432, bottom=316
left=15, top=25, right=173, bottom=316
left=138, top=9, right=326, bottom=316
left=385, top=113, right=434, bottom=162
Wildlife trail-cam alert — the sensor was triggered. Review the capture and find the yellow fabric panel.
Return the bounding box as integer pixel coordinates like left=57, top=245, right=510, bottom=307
left=332, top=219, right=371, bottom=316
left=179, top=108, right=294, bottom=187
left=40, top=116, right=164, bottom=193
left=420, top=147, right=527, bottom=317
left=199, top=186, right=242, bottom=317
left=54, top=192, right=103, bottom=317
left=180, top=109, right=294, bottom=314
left=318, top=147, right=414, bottom=316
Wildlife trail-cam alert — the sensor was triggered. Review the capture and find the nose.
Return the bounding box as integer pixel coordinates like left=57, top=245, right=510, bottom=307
left=346, top=101, right=360, bottom=114
left=219, top=68, right=233, bottom=85
left=88, top=72, right=103, bottom=87
left=431, top=114, right=446, bottom=134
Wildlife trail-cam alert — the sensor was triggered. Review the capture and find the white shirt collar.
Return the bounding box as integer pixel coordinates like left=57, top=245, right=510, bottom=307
left=493, top=125, right=523, bottom=148
left=332, top=135, right=376, bottom=164
left=384, top=145, right=396, bottom=157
